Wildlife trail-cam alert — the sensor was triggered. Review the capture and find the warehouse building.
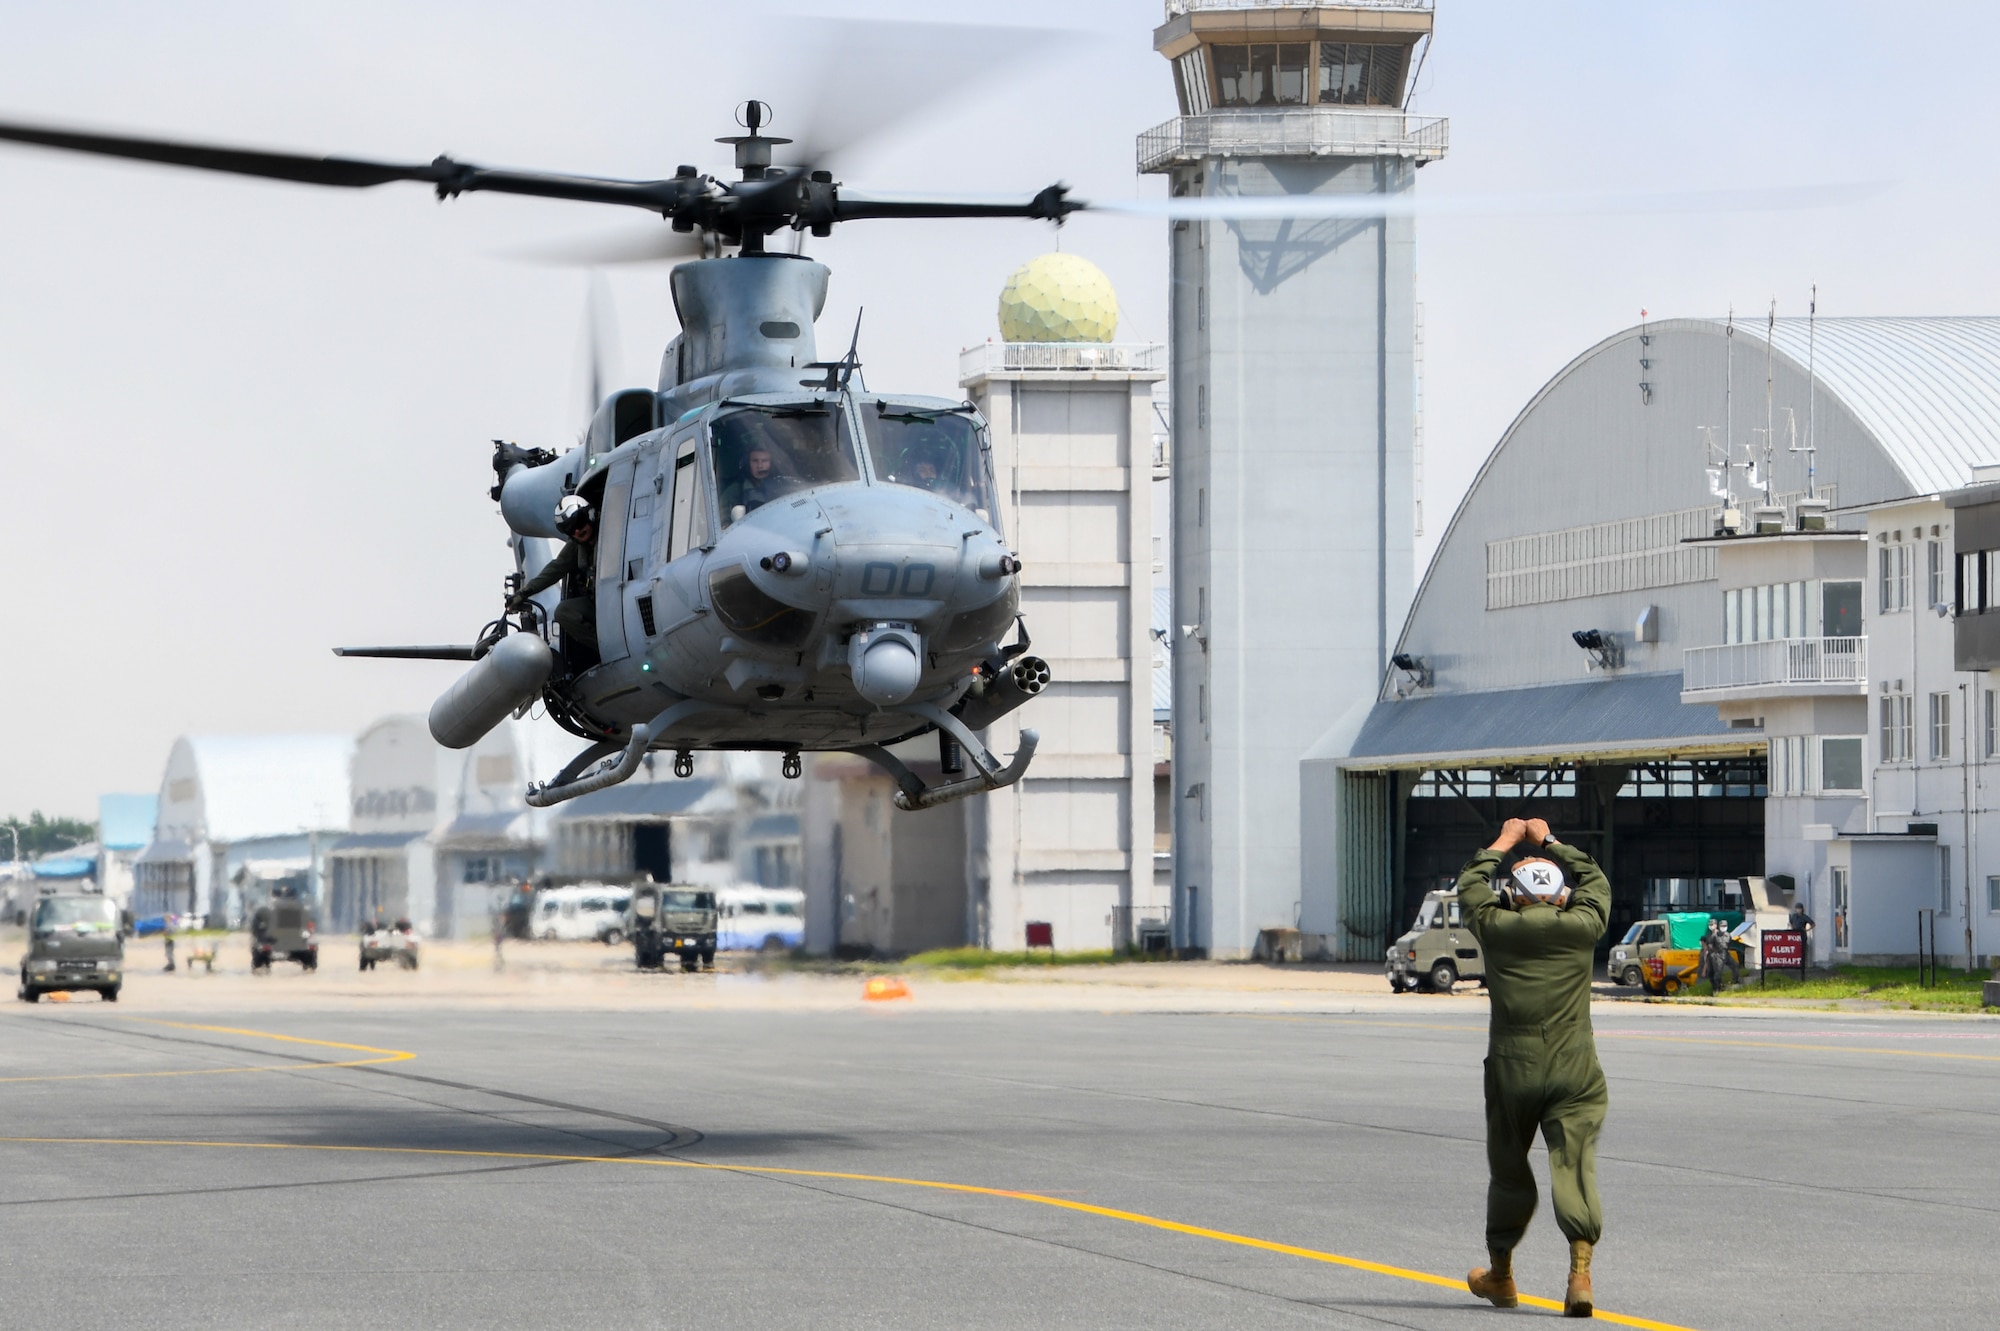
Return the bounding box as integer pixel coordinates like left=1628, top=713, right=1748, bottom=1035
left=1304, top=316, right=2000, bottom=966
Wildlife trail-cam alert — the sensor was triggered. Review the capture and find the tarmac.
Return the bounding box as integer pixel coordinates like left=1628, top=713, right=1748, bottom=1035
left=4, top=935, right=1995, bottom=1329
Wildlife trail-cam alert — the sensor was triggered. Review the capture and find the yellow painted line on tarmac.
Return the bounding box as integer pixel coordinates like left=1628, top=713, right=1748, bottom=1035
left=0, top=1134, right=1697, bottom=1331
left=0, top=1019, right=414, bottom=1084
left=1238, top=1013, right=2000, bottom=1064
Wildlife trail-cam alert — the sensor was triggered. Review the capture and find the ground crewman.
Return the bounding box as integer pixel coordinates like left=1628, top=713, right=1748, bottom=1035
left=1458, top=816, right=1609, bottom=1319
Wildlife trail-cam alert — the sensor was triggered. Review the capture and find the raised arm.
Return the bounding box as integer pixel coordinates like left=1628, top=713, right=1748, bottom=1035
left=1458, top=818, right=1529, bottom=937
left=1547, top=840, right=1611, bottom=939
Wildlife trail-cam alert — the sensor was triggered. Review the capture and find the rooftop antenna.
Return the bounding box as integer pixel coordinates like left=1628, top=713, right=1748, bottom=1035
left=1806, top=285, right=1818, bottom=495
left=1725, top=306, right=1735, bottom=479
left=1764, top=299, right=1776, bottom=506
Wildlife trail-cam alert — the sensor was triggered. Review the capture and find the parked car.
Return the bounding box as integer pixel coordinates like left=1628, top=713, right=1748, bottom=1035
left=1386, top=889, right=1486, bottom=994
left=533, top=884, right=633, bottom=943
left=359, top=919, right=420, bottom=971
left=717, top=886, right=805, bottom=951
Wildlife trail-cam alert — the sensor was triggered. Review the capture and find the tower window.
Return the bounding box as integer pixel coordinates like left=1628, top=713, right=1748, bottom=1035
left=1318, top=43, right=1408, bottom=106
left=1211, top=44, right=1309, bottom=107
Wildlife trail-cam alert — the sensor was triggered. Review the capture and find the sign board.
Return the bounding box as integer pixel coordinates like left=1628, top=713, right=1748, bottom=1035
left=1761, top=928, right=1807, bottom=984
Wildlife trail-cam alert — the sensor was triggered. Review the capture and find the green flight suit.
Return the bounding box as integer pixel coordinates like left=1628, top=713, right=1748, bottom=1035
left=1456, top=840, right=1611, bottom=1253
left=517, top=538, right=597, bottom=659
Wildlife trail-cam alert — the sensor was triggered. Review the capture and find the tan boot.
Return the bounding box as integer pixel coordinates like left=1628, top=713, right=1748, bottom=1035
left=1467, top=1248, right=1518, bottom=1309
left=1564, top=1239, right=1594, bottom=1318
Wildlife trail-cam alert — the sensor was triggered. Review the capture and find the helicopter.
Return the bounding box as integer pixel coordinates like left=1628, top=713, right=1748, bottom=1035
left=0, top=98, right=1101, bottom=811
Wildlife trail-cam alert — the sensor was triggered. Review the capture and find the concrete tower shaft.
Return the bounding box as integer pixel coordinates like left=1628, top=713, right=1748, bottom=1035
left=1144, top=0, right=1445, bottom=957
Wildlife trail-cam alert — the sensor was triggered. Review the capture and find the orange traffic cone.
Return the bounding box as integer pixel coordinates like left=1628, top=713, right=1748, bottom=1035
left=863, top=976, right=911, bottom=1002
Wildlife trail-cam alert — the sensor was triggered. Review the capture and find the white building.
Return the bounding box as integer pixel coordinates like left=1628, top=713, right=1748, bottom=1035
left=1149, top=1, right=1446, bottom=957
left=135, top=734, right=352, bottom=924
left=802, top=256, right=1165, bottom=956
left=1304, top=314, right=2000, bottom=970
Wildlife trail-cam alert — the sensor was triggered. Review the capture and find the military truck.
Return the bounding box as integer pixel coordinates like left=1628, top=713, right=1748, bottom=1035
left=1386, top=889, right=1486, bottom=994
left=1609, top=911, right=1743, bottom=988
left=249, top=884, right=319, bottom=973
left=17, top=892, right=127, bottom=1002
left=628, top=883, right=718, bottom=972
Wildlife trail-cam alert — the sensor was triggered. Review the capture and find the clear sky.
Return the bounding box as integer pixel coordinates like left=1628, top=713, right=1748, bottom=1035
left=3, top=0, right=1996, bottom=819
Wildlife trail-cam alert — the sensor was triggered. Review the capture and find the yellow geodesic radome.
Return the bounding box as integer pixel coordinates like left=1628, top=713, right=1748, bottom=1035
left=997, top=252, right=1119, bottom=343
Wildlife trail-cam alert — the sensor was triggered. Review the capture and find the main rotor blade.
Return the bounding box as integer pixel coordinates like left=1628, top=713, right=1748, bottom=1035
left=332, top=645, right=479, bottom=660
left=500, top=226, right=714, bottom=266
left=0, top=117, right=693, bottom=212
left=775, top=18, right=1084, bottom=171
left=833, top=185, right=1075, bottom=224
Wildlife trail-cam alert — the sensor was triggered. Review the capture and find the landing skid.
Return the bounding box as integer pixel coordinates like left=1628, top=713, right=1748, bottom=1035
left=843, top=726, right=1038, bottom=811
left=524, top=697, right=1038, bottom=811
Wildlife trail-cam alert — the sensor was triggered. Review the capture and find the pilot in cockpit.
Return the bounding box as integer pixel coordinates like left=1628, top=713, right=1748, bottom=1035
left=721, top=442, right=800, bottom=520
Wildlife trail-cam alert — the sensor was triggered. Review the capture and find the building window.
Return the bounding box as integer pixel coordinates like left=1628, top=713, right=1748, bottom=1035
left=1987, top=550, right=2000, bottom=611
left=1962, top=551, right=1982, bottom=613
left=1821, top=737, right=1863, bottom=791
left=1879, top=543, right=1910, bottom=613
left=1831, top=866, right=1851, bottom=948
left=1824, top=580, right=1862, bottom=636
left=1939, top=848, right=1952, bottom=917
left=1928, top=539, right=1946, bottom=609
left=1987, top=875, right=2000, bottom=914
left=1881, top=693, right=1914, bottom=763
left=1931, top=692, right=1953, bottom=760
left=1767, top=735, right=1814, bottom=796
left=1318, top=42, right=1407, bottom=105
left=1211, top=43, right=1309, bottom=107
left=1725, top=580, right=1814, bottom=643
left=1987, top=690, right=1999, bottom=760
left=1174, top=48, right=1212, bottom=115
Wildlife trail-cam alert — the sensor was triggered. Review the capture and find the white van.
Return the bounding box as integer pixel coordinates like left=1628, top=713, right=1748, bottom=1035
left=532, top=884, right=634, bottom=944
left=717, top=886, right=805, bottom=951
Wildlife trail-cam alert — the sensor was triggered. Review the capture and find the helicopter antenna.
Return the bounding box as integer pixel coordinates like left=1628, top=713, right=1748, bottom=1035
left=841, top=307, right=865, bottom=391
left=803, top=307, right=865, bottom=391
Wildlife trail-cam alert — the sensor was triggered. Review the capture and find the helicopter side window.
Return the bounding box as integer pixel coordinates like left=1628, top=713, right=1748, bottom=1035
left=861, top=407, right=995, bottom=520
left=667, top=441, right=701, bottom=560
left=712, top=405, right=858, bottom=528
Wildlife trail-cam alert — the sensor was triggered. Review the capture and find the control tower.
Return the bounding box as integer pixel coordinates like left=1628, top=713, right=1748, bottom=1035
left=1142, top=1, right=1445, bottom=956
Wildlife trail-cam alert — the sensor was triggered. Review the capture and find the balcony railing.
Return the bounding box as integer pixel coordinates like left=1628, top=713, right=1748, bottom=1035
left=1138, top=109, right=1448, bottom=172
left=1681, top=636, right=1867, bottom=695
left=959, top=341, right=1167, bottom=383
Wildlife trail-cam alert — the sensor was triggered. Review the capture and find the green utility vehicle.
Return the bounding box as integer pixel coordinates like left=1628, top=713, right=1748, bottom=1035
left=249, top=884, right=319, bottom=973
left=1608, top=911, right=1743, bottom=988
left=628, top=884, right=718, bottom=972
left=18, top=892, right=127, bottom=1002
left=1386, top=889, right=1486, bottom=994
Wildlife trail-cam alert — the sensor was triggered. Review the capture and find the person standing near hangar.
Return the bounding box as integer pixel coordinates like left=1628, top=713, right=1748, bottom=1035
left=1458, top=817, right=1610, bottom=1319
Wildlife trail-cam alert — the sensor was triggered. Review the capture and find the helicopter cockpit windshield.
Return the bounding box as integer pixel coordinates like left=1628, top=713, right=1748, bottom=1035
left=861, top=406, right=996, bottom=522
left=713, top=404, right=859, bottom=528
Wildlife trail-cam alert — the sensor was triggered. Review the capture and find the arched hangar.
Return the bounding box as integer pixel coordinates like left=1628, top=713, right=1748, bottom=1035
left=1302, top=316, right=2000, bottom=957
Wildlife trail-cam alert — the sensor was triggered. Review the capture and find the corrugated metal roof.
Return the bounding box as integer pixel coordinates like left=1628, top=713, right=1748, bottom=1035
left=1715, top=316, right=2000, bottom=495
left=554, top=777, right=722, bottom=822
left=1348, top=672, right=1738, bottom=766
left=328, top=832, right=425, bottom=853
left=744, top=812, right=800, bottom=841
